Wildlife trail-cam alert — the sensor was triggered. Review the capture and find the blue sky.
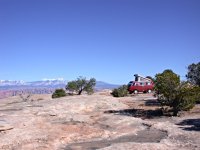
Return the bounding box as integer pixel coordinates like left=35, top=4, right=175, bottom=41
left=0, top=0, right=199, bottom=84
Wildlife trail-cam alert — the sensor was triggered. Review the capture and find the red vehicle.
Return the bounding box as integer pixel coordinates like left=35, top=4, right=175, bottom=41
left=127, top=74, right=154, bottom=94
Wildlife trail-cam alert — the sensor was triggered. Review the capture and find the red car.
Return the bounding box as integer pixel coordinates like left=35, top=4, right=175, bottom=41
left=127, top=81, right=154, bottom=94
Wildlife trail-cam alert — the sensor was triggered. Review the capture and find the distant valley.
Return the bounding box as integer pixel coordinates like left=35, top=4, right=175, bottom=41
left=0, top=79, right=120, bottom=99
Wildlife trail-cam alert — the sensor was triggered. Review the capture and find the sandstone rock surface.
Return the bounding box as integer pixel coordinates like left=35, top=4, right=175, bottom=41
left=0, top=92, right=199, bottom=150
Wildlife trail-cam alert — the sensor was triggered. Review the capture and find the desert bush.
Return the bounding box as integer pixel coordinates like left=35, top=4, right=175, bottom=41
left=192, top=86, right=200, bottom=103
left=154, top=69, right=180, bottom=102
left=111, top=85, right=128, bottom=97
left=52, top=89, right=66, bottom=98
left=154, top=70, right=198, bottom=116
left=170, top=82, right=196, bottom=114
left=186, top=62, right=200, bottom=86
left=66, top=76, right=96, bottom=95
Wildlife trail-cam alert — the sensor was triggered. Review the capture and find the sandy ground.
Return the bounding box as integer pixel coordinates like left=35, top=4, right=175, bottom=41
left=0, top=91, right=199, bottom=150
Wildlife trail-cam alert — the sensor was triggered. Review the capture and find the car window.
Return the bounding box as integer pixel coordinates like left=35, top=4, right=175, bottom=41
left=128, top=82, right=133, bottom=86
left=140, top=82, right=144, bottom=86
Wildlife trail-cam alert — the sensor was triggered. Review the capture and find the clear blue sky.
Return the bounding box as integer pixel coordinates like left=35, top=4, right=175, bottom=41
left=0, top=0, right=199, bottom=84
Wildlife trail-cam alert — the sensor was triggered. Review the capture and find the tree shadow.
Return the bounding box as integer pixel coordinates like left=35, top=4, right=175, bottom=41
left=104, top=108, right=163, bottom=119
left=176, top=119, right=200, bottom=131
left=196, top=101, right=200, bottom=104
left=144, top=99, right=161, bottom=106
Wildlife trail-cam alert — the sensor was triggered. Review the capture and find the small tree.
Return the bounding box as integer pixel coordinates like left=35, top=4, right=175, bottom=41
left=66, top=81, right=77, bottom=94
left=154, top=69, right=180, bottom=103
left=186, top=62, right=200, bottom=86
left=66, top=76, right=96, bottom=95
left=111, top=85, right=128, bottom=97
left=154, top=69, right=196, bottom=116
left=52, top=89, right=66, bottom=98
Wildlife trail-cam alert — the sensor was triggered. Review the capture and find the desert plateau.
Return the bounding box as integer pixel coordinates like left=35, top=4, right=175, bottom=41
left=0, top=91, right=199, bottom=150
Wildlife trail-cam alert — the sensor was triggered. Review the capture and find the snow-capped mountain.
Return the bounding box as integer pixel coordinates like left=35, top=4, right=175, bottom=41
left=27, top=79, right=68, bottom=87
left=0, top=79, right=119, bottom=90
left=0, top=80, right=26, bottom=86
left=0, top=79, right=67, bottom=88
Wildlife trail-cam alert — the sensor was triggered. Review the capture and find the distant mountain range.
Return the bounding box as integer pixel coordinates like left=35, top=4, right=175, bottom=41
left=0, top=79, right=120, bottom=99
left=0, top=79, right=120, bottom=90
left=0, top=79, right=67, bottom=88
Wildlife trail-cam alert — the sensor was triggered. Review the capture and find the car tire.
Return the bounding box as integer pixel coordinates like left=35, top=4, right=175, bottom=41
left=134, top=90, right=138, bottom=94
left=129, top=91, right=133, bottom=94
left=148, top=89, right=152, bottom=93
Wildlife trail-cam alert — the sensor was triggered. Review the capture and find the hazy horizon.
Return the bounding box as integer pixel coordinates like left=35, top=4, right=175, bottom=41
left=0, top=78, right=120, bottom=85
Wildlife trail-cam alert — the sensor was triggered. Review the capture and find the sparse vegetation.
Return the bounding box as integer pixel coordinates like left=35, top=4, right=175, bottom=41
left=192, top=86, right=200, bottom=103
left=66, top=76, right=96, bottom=95
left=154, top=69, right=198, bottom=116
left=111, top=85, right=128, bottom=97
left=52, top=89, right=66, bottom=98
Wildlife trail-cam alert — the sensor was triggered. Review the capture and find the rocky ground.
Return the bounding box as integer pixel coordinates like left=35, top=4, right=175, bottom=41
left=0, top=91, right=200, bottom=150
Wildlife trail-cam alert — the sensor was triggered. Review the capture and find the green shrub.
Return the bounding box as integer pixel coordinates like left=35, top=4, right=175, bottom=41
left=52, top=89, right=66, bottom=98
left=192, top=86, right=200, bottom=103
left=154, top=69, right=180, bottom=102
left=111, top=85, right=128, bottom=97
left=154, top=70, right=198, bottom=116
left=186, top=62, right=200, bottom=86
left=170, top=82, right=196, bottom=114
